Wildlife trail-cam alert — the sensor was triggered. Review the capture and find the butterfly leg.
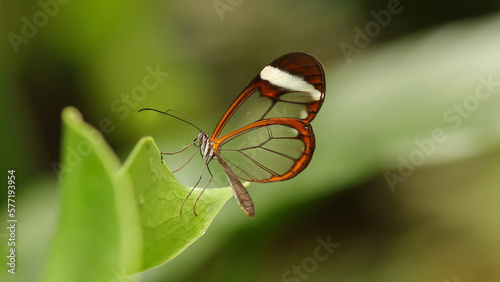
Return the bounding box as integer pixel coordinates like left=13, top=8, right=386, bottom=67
left=193, top=164, right=213, bottom=216
left=171, top=147, right=200, bottom=173
left=180, top=160, right=207, bottom=216
left=161, top=141, right=199, bottom=172
left=161, top=140, right=196, bottom=158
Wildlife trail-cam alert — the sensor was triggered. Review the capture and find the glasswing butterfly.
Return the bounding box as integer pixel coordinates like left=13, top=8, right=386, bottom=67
left=139, top=52, right=325, bottom=217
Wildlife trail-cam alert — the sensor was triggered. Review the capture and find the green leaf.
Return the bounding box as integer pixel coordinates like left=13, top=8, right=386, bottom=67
left=43, top=107, right=124, bottom=282
left=120, top=136, right=233, bottom=271
left=44, top=107, right=233, bottom=280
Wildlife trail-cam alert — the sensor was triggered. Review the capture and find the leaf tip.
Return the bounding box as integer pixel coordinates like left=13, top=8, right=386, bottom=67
left=62, top=106, right=83, bottom=123
left=139, top=136, right=156, bottom=144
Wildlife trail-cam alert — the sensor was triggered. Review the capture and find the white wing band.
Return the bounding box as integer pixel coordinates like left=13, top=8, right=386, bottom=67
left=260, top=66, right=322, bottom=101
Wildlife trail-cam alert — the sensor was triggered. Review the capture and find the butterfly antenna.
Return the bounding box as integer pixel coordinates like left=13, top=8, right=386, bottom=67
left=138, top=108, right=203, bottom=132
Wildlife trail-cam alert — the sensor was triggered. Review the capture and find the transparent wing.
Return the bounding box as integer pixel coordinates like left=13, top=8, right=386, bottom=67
left=213, top=118, right=315, bottom=182
left=210, top=52, right=325, bottom=140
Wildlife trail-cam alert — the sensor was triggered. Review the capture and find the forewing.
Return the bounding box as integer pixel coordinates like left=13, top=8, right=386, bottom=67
left=211, top=52, right=325, bottom=139
left=213, top=118, right=315, bottom=182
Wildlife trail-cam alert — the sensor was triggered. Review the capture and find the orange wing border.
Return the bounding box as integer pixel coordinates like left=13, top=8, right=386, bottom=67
left=213, top=118, right=315, bottom=182
left=210, top=52, right=326, bottom=140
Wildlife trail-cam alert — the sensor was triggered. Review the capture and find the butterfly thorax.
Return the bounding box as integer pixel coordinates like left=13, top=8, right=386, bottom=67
left=196, top=132, right=214, bottom=162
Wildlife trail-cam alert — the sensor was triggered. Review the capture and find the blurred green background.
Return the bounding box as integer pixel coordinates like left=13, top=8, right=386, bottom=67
left=2, top=0, right=500, bottom=281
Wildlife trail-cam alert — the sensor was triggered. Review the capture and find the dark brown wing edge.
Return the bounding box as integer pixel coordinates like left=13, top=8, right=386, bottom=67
left=210, top=52, right=325, bottom=139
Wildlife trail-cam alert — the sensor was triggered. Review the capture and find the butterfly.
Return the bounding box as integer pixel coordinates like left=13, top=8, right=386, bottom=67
left=139, top=52, right=326, bottom=217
